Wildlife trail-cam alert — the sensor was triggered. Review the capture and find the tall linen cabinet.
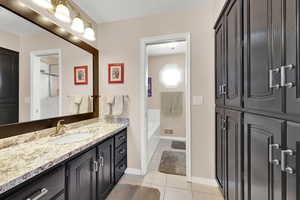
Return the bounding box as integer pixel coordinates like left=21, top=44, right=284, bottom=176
left=215, top=0, right=300, bottom=199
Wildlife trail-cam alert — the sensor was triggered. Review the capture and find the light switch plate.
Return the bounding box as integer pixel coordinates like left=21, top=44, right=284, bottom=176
left=193, top=96, right=203, bottom=105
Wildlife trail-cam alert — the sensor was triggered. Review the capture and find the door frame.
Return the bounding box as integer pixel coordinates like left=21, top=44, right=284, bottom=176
left=139, top=33, right=191, bottom=180
left=30, top=49, right=62, bottom=120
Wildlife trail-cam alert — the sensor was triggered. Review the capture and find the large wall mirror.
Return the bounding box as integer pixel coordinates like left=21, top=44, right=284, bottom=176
left=0, top=2, right=99, bottom=138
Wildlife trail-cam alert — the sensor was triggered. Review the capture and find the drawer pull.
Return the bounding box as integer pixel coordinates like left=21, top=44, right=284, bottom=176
left=269, top=68, right=281, bottom=89
left=98, top=156, right=104, bottom=167
left=119, top=149, right=126, bottom=154
left=281, top=149, right=295, bottom=174
left=269, top=144, right=280, bottom=165
left=91, top=160, right=99, bottom=172
left=26, top=188, right=48, bottom=200
left=118, top=135, right=126, bottom=140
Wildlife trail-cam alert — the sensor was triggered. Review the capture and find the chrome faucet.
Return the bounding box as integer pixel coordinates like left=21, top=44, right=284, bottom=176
left=53, top=120, right=68, bottom=136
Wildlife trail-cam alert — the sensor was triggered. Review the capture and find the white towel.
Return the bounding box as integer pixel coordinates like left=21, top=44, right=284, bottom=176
left=112, top=95, right=124, bottom=116
left=101, top=96, right=111, bottom=116
left=68, top=96, right=83, bottom=114
left=79, top=96, right=91, bottom=114
left=107, top=96, right=115, bottom=104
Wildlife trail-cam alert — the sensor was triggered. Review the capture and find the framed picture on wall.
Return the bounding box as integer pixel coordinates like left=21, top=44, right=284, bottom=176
left=108, top=63, right=124, bottom=84
left=74, top=66, right=88, bottom=85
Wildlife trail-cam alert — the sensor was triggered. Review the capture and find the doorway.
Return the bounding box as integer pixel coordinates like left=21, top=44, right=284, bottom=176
left=140, top=33, right=191, bottom=181
left=30, top=49, right=62, bottom=120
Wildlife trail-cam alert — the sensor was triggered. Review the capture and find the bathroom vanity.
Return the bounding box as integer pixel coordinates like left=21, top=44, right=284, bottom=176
left=0, top=120, right=128, bottom=200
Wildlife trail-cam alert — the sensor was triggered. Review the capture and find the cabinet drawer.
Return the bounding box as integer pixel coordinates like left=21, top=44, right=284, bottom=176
left=115, top=158, right=127, bottom=183
left=115, top=142, right=127, bottom=165
left=115, top=129, right=127, bottom=148
left=5, top=166, right=65, bottom=200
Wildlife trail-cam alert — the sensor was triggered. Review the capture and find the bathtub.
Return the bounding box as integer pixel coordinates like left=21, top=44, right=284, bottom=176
left=147, top=109, right=160, bottom=164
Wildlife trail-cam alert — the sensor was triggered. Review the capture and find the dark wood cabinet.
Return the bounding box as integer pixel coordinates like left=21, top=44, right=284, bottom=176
left=215, top=18, right=225, bottom=106
left=114, top=131, right=127, bottom=183
left=215, top=0, right=300, bottom=199
left=67, top=149, right=97, bottom=200
left=243, top=0, right=284, bottom=113
left=4, top=166, right=65, bottom=200
left=224, top=110, right=242, bottom=200
left=97, top=138, right=114, bottom=199
left=285, top=0, right=300, bottom=117
left=224, top=0, right=242, bottom=108
left=0, top=47, right=19, bottom=125
left=244, top=114, right=284, bottom=200
left=215, top=108, right=242, bottom=200
left=285, top=122, right=300, bottom=200
left=0, top=129, right=127, bottom=200
left=215, top=0, right=242, bottom=108
left=215, top=108, right=225, bottom=194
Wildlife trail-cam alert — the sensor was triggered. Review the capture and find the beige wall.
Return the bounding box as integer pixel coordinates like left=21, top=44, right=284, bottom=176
left=213, top=0, right=227, bottom=21
left=98, top=3, right=216, bottom=179
left=148, top=54, right=186, bottom=138
left=0, top=31, right=20, bottom=52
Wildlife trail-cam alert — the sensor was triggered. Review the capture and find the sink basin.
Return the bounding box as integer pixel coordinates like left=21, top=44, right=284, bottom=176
left=51, top=133, right=94, bottom=144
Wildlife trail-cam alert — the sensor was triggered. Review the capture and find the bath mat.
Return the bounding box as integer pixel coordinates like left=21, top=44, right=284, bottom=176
left=159, top=151, right=186, bottom=176
left=106, top=184, right=160, bottom=200
left=171, top=141, right=186, bottom=150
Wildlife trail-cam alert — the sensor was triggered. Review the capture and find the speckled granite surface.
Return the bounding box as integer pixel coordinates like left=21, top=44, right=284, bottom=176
left=0, top=118, right=128, bottom=195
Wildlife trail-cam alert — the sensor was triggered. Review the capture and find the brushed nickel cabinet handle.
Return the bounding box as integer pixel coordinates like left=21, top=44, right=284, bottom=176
left=269, top=144, right=280, bottom=165
left=281, top=149, right=294, bottom=174
left=26, top=188, right=48, bottom=200
left=269, top=68, right=281, bottom=89
left=91, top=160, right=99, bottom=172
left=280, top=64, right=295, bottom=88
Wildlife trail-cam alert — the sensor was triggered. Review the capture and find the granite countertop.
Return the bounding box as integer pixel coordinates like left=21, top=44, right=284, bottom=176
left=0, top=119, right=128, bottom=195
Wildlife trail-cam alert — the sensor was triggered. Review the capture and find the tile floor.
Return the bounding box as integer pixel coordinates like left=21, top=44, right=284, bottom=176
left=116, top=139, right=224, bottom=200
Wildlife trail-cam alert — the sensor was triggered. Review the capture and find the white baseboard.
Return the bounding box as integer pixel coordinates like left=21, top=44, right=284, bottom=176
left=160, top=136, right=186, bottom=142
left=190, top=176, right=218, bottom=187
left=125, top=168, right=142, bottom=175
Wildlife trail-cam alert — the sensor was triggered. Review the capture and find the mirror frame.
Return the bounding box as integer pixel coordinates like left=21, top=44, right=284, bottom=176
left=0, top=0, right=99, bottom=139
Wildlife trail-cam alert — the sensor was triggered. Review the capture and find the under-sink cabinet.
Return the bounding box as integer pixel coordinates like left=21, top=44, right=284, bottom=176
left=1, top=128, right=127, bottom=200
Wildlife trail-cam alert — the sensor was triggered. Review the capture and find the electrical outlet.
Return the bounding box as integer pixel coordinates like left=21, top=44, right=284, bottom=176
left=164, top=129, right=174, bottom=135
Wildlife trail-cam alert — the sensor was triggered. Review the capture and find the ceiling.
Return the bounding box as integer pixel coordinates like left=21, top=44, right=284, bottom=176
left=73, top=0, right=202, bottom=23
left=147, top=41, right=186, bottom=56
left=0, top=7, right=44, bottom=36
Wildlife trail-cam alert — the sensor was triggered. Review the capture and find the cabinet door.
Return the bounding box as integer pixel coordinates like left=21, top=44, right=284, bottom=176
left=244, top=0, right=284, bottom=113
left=285, top=0, right=300, bottom=117
left=0, top=47, right=19, bottom=125
left=215, top=108, right=225, bottom=194
left=285, top=122, right=300, bottom=200
left=224, top=0, right=242, bottom=108
left=224, top=110, right=242, bottom=200
left=215, top=19, right=225, bottom=106
left=67, top=149, right=96, bottom=200
left=97, top=138, right=114, bottom=199
left=244, top=114, right=284, bottom=200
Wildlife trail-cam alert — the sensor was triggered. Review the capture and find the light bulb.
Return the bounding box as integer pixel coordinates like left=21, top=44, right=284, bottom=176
left=83, top=27, right=96, bottom=41
left=32, top=0, right=53, bottom=9
left=54, top=3, right=70, bottom=23
left=71, top=16, right=84, bottom=33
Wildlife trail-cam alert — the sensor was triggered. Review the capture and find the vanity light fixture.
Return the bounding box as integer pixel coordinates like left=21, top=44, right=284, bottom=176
left=71, top=15, right=84, bottom=33
left=32, top=0, right=53, bottom=9
left=83, top=24, right=96, bottom=41
left=54, top=0, right=71, bottom=23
